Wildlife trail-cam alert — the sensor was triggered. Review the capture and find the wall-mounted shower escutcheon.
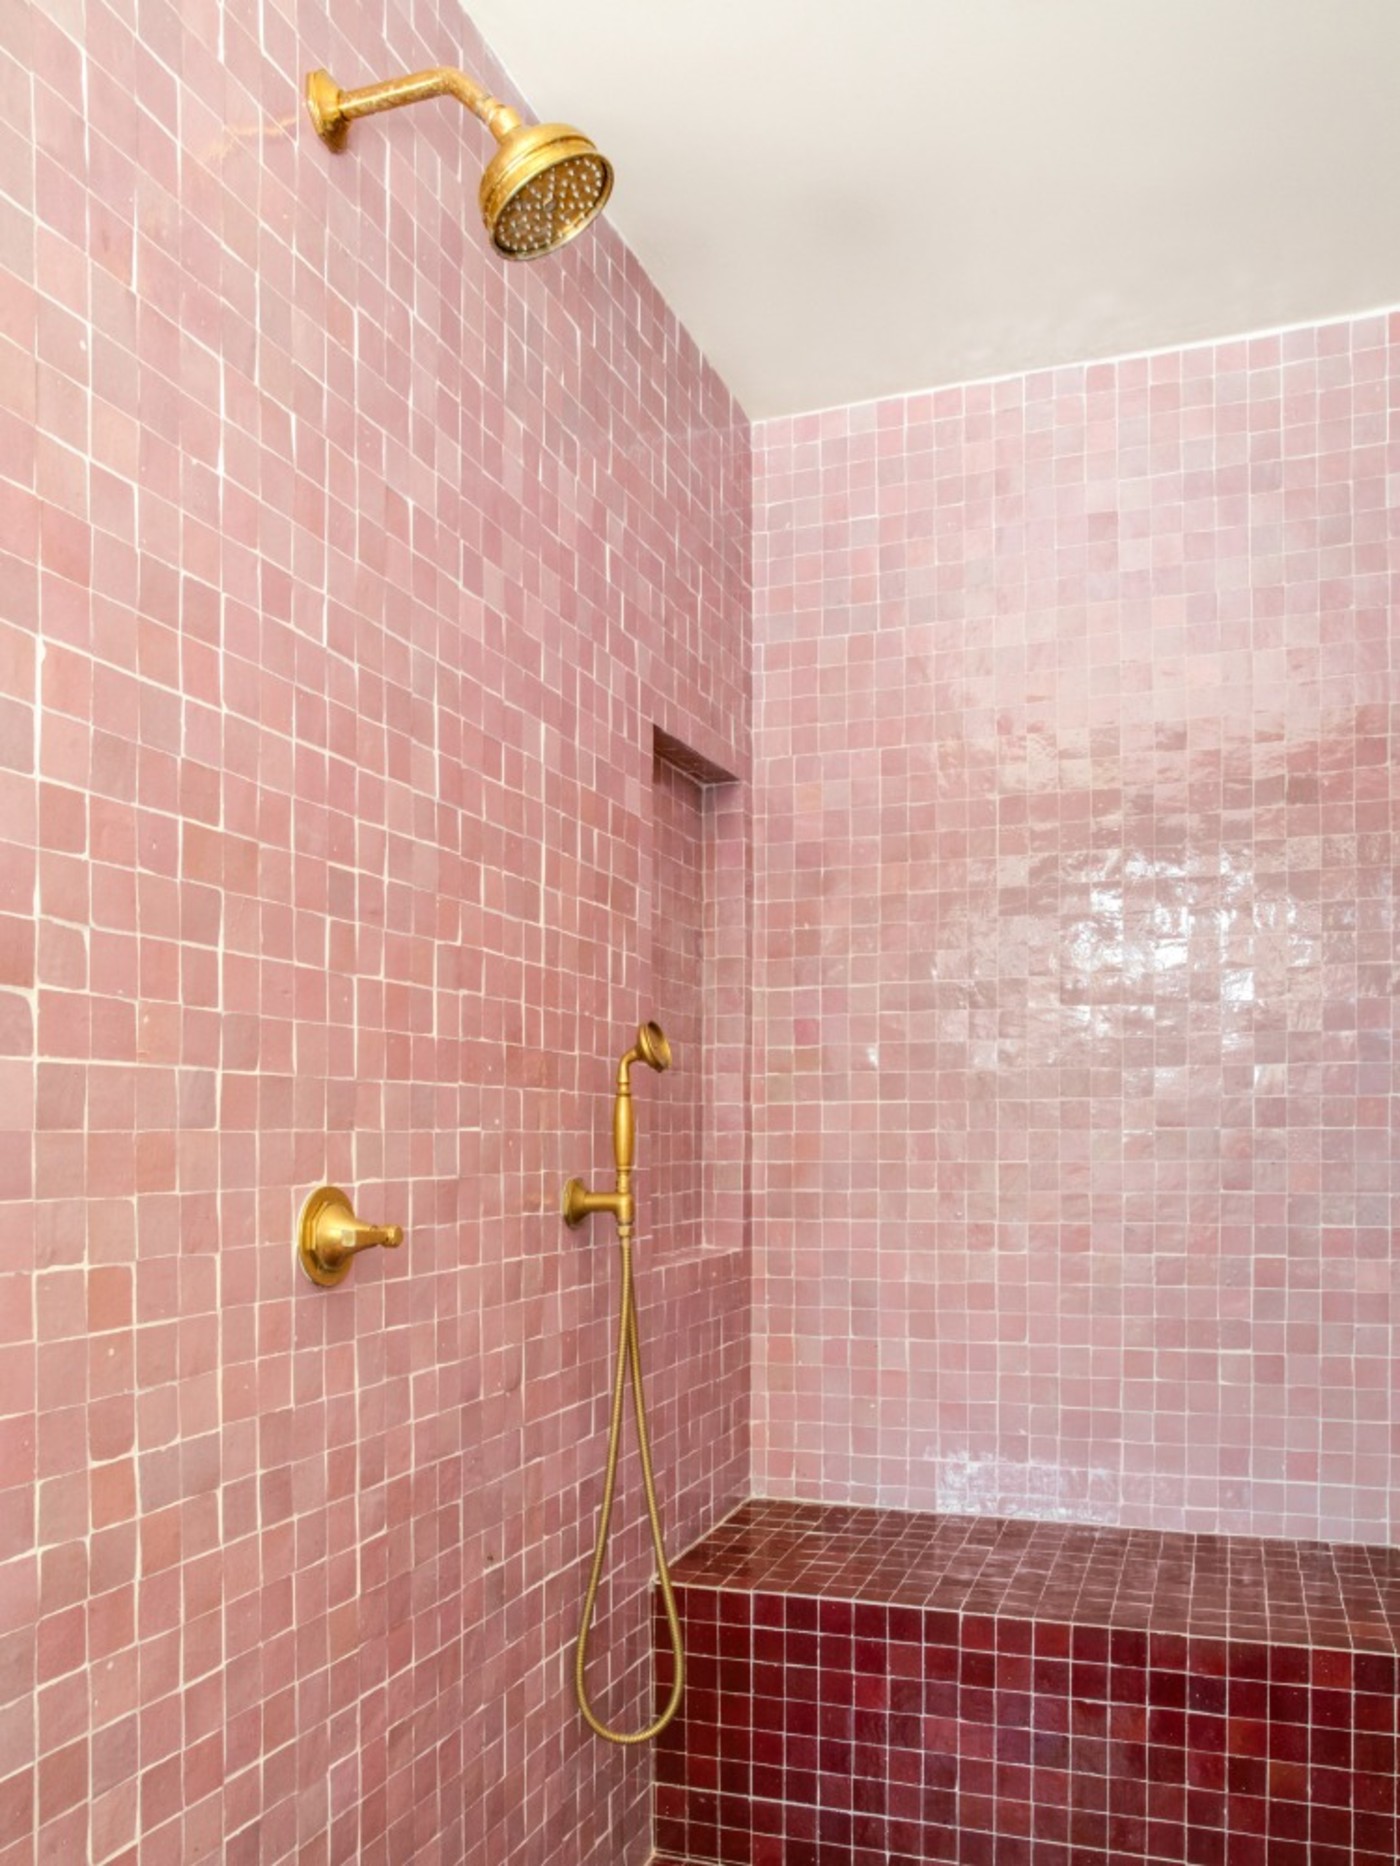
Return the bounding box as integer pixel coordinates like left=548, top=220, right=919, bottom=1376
left=297, top=1185, right=403, bottom=1286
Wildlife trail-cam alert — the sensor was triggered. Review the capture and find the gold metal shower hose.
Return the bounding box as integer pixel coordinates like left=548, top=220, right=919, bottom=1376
left=563, top=1022, right=685, bottom=1743
left=574, top=1229, right=686, bottom=1743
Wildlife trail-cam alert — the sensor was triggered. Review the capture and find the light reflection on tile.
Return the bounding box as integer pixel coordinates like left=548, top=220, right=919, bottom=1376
left=753, top=309, right=1400, bottom=1546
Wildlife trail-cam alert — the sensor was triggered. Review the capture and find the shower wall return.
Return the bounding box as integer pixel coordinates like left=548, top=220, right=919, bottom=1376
left=0, top=0, right=749, bottom=1861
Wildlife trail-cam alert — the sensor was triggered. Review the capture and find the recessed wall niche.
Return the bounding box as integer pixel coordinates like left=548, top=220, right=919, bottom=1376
left=647, top=728, right=748, bottom=1259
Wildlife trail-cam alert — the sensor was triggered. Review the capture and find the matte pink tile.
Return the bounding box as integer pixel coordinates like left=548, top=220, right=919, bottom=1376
left=1, top=1, right=751, bottom=1862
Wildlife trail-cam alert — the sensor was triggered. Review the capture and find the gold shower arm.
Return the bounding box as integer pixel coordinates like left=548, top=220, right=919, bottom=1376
left=305, top=66, right=523, bottom=151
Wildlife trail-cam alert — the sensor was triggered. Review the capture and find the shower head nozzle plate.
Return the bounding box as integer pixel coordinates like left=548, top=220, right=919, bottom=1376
left=481, top=123, right=613, bottom=259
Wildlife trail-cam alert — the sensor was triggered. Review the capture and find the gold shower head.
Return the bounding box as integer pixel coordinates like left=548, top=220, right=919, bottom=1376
left=305, top=64, right=613, bottom=261
left=480, top=122, right=613, bottom=260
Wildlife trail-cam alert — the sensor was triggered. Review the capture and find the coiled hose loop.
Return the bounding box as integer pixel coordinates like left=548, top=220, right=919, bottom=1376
left=574, top=1228, right=685, bottom=1743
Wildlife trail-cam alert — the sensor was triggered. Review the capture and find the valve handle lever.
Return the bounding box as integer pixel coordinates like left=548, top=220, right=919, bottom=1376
left=298, top=1186, right=404, bottom=1287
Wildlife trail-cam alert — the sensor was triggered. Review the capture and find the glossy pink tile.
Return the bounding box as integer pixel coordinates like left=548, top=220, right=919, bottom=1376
left=753, top=310, right=1400, bottom=1545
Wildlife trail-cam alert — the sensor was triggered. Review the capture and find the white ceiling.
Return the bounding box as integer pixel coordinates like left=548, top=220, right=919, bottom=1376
left=464, top=0, right=1400, bottom=419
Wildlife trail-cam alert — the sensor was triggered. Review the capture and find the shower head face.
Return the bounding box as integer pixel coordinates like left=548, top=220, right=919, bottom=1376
left=636, top=1021, right=671, bottom=1073
left=480, top=122, right=613, bottom=259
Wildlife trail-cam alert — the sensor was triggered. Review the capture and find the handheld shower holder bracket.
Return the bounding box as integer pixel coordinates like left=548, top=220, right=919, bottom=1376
left=561, top=1178, right=632, bottom=1230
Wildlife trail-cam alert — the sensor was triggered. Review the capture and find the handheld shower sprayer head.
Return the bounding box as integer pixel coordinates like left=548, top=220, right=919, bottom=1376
left=304, top=64, right=613, bottom=261
left=618, top=1021, right=670, bottom=1086
left=634, top=1021, right=672, bottom=1073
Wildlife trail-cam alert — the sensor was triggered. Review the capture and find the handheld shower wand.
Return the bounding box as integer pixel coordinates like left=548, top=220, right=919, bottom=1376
left=564, top=1022, right=685, bottom=1744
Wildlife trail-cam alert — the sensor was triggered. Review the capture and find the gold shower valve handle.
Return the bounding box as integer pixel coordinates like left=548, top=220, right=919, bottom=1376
left=298, top=1185, right=404, bottom=1286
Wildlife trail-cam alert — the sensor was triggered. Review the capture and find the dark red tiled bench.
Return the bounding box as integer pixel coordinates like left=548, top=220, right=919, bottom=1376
left=654, top=1501, right=1400, bottom=1866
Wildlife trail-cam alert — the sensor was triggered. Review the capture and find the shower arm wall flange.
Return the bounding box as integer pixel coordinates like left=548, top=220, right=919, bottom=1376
left=305, top=66, right=522, bottom=152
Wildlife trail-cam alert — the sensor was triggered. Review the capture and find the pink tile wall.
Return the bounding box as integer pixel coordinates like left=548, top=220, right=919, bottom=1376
left=0, top=0, right=750, bottom=1861
left=753, top=310, right=1399, bottom=1544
